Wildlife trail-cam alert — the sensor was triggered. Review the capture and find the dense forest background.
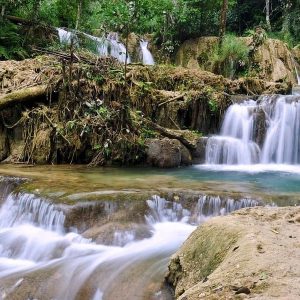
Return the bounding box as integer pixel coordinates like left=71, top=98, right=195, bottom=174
left=0, top=0, right=300, bottom=60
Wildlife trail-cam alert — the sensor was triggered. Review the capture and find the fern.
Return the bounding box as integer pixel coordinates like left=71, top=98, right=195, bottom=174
left=0, top=20, right=28, bottom=60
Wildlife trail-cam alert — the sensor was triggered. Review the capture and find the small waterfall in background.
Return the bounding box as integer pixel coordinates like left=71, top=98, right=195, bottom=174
left=56, top=29, right=131, bottom=64
left=107, top=33, right=131, bottom=64
left=291, top=56, right=300, bottom=85
left=140, top=40, right=155, bottom=65
left=57, top=28, right=77, bottom=45
left=0, top=191, right=260, bottom=300
left=206, top=95, right=300, bottom=165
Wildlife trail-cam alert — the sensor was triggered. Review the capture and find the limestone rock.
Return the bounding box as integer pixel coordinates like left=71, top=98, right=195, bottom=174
left=176, top=37, right=297, bottom=84
left=192, top=137, right=208, bottom=164
left=0, top=127, right=8, bottom=161
left=166, top=206, right=300, bottom=300
left=146, top=138, right=192, bottom=168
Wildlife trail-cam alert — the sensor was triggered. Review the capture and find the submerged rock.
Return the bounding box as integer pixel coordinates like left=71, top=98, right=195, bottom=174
left=166, top=206, right=300, bottom=299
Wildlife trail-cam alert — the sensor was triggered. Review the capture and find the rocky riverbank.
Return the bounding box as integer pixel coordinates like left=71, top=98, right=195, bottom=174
left=166, top=206, right=300, bottom=299
left=0, top=36, right=294, bottom=167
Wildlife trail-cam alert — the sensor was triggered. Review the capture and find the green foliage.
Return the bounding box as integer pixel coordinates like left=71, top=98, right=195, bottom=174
left=1, top=0, right=300, bottom=60
left=0, top=20, right=28, bottom=60
left=210, top=35, right=249, bottom=79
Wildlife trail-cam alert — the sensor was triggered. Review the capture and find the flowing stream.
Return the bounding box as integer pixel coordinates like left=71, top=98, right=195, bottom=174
left=0, top=179, right=259, bottom=300
left=206, top=94, right=300, bottom=165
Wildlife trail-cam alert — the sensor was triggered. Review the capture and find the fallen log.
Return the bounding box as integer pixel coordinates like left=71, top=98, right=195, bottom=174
left=157, top=93, right=185, bottom=108
left=0, top=85, right=48, bottom=110
left=145, top=119, right=196, bottom=151
left=5, top=15, right=35, bottom=26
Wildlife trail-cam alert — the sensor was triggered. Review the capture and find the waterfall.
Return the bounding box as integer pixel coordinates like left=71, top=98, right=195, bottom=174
left=206, top=100, right=260, bottom=164
left=56, top=29, right=131, bottom=64
left=196, top=196, right=259, bottom=223
left=291, top=56, right=300, bottom=85
left=140, top=40, right=155, bottom=65
left=205, top=95, right=300, bottom=165
left=146, top=195, right=259, bottom=225
left=0, top=191, right=260, bottom=299
left=0, top=193, right=65, bottom=231
left=107, top=33, right=131, bottom=64
left=57, top=28, right=76, bottom=45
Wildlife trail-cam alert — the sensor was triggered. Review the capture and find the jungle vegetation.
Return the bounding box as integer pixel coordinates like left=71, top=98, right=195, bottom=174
left=0, top=0, right=299, bottom=60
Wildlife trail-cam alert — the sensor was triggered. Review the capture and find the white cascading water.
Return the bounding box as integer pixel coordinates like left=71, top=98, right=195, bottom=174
left=206, top=100, right=260, bottom=164
left=140, top=40, right=155, bottom=65
left=205, top=95, right=300, bottom=165
left=0, top=191, right=259, bottom=300
left=57, top=28, right=131, bottom=64
left=291, top=56, right=300, bottom=85
left=107, top=33, right=131, bottom=64
left=57, top=28, right=76, bottom=45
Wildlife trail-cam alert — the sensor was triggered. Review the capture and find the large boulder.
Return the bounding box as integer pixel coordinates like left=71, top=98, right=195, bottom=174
left=165, top=206, right=300, bottom=299
left=146, top=138, right=192, bottom=168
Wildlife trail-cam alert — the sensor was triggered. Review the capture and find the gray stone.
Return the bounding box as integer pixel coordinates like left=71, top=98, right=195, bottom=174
left=192, top=137, right=208, bottom=164
left=292, top=85, right=300, bottom=95
left=146, top=138, right=192, bottom=168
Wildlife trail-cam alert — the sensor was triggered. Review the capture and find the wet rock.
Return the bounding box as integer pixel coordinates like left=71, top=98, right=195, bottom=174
left=253, top=109, right=266, bottom=147
left=292, top=85, right=300, bottom=95
left=192, top=137, right=207, bottom=164
left=235, top=286, right=251, bottom=295
left=0, top=127, right=9, bottom=161
left=229, top=95, right=255, bottom=103
left=82, top=222, right=152, bottom=246
left=31, top=125, right=52, bottom=164
left=146, top=138, right=192, bottom=168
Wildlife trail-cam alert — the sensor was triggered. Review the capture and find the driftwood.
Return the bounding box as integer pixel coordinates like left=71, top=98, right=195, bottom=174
left=5, top=15, right=35, bottom=26
left=145, top=119, right=196, bottom=151
left=0, top=85, right=47, bottom=110
left=158, top=94, right=185, bottom=108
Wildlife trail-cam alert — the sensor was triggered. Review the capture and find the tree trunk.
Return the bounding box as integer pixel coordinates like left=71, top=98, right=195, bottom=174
left=219, top=0, right=228, bottom=43
left=282, top=0, right=292, bottom=34
left=1, top=5, right=5, bottom=17
left=145, top=119, right=196, bottom=151
left=33, top=0, right=41, bottom=22
left=0, top=85, right=47, bottom=110
left=75, top=0, right=83, bottom=30
left=266, top=0, right=271, bottom=31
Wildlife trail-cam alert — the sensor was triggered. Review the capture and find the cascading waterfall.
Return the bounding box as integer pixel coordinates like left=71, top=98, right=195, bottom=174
left=140, top=40, right=155, bottom=65
left=206, top=100, right=260, bottom=164
left=56, top=29, right=154, bottom=65
left=291, top=56, right=300, bottom=85
left=205, top=94, right=300, bottom=165
left=0, top=193, right=65, bottom=230
left=0, top=191, right=259, bottom=300
left=56, top=29, right=131, bottom=64
left=107, top=33, right=131, bottom=64
left=57, top=28, right=76, bottom=45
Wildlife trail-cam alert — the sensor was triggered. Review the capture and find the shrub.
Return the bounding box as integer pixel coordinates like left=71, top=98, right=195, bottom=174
left=210, top=34, right=249, bottom=79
